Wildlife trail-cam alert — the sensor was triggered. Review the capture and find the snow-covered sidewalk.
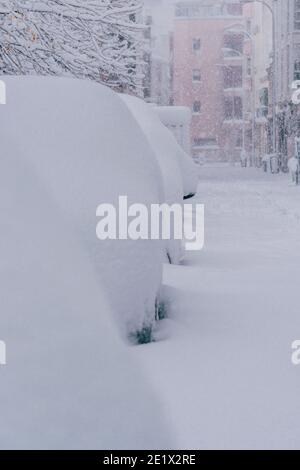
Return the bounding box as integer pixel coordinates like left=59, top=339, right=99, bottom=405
left=136, top=165, right=300, bottom=450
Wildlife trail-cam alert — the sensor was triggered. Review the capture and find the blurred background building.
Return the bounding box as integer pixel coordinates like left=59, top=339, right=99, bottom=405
left=173, top=0, right=255, bottom=163
left=143, top=0, right=175, bottom=104
left=273, top=0, right=300, bottom=168
left=142, top=1, right=300, bottom=167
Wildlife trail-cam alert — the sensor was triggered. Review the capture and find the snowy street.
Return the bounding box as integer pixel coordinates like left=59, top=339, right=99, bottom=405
left=137, top=165, right=300, bottom=450
left=3, top=0, right=300, bottom=454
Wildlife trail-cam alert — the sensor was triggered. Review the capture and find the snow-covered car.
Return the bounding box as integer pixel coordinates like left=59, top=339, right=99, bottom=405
left=121, top=95, right=198, bottom=201
left=1, top=76, right=165, bottom=341
left=0, top=149, right=173, bottom=449
left=121, top=94, right=197, bottom=263
left=178, top=145, right=199, bottom=199
left=152, top=105, right=198, bottom=198
left=153, top=106, right=192, bottom=155
left=121, top=94, right=184, bottom=204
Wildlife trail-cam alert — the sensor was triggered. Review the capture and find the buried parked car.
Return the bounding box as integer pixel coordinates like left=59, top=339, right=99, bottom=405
left=0, top=150, right=173, bottom=449
left=152, top=105, right=198, bottom=198
left=120, top=94, right=184, bottom=204
left=120, top=94, right=198, bottom=263
left=121, top=97, right=198, bottom=198
left=1, top=76, right=166, bottom=341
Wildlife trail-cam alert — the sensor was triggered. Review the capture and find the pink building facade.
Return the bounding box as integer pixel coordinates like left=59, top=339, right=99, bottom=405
left=173, top=1, right=254, bottom=163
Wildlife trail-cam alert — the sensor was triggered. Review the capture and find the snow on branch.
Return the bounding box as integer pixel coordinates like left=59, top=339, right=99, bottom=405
left=0, top=0, right=146, bottom=92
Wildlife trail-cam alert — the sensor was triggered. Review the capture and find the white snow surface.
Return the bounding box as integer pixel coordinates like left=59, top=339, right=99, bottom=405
left=136, top=165, right=300, bottom=450
left=120, top=94, right=184, bottom=204
left=1, top=76, right=165, bottom=338
left=288, top=156, right=299, bottom=173
left=154, top=106, right=192, bottom=126
left=121, top=95, right=198, bottom=199
left=5, top=74, right=300, bottom=449
left=153, top=106, right=197, bottom=198
left=120, top=93, right=187, bottom=264
left=177, top=146, right=198, bottom=197
left=0, top=150, right=174, bottom=450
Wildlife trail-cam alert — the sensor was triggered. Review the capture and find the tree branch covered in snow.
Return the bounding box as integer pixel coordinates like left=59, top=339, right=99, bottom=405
left=0, top=0, right=146, bottom=92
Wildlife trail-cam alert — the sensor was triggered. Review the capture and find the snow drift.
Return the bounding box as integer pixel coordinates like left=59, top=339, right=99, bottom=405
left=121, top=96, right=198, bottom=197
left=0, top=149, right=173, bottom=449
left=121, top=94, right=184, bottom=203
left=152, top=105, right=198, bottom=198
left=153, top=105, right=191, bottom=154
left=1, top=76, right=165, bottom=339
left=120, top=94, right=185, bottom=264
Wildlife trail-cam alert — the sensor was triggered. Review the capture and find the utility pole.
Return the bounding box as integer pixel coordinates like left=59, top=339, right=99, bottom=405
left=224, top=25, right=256, bottom=166
left=240, top=0, right=277, bottom=156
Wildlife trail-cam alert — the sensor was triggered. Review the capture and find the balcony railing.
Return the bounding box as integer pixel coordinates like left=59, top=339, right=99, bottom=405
left=175, top=2, right=243, bottom=19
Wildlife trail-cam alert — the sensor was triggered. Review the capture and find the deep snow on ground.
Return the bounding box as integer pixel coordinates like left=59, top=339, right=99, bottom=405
left=136, top=165, right=300, bottom=450
left=0, top=151, right=173, bottom=450
left=2, top=76, right=165, bottom=338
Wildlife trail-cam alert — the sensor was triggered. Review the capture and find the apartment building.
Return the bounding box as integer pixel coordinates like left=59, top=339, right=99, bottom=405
left=273, top=0, right=300, bottom=164
left=173, top=0, right=254, bottom=162
left=143, top=0, right=174, bottom=105
left=247, top=0, right=273, bottom=161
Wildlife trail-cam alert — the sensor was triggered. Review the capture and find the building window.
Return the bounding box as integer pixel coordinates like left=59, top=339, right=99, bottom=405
left=246, top=19, right=251, bottom=34
left=226, top=3, right=243, bottom=16
left=247, top=58, right=251, bottom=76
left=145, top=15, right=152, bottom=26
left=295, top=0, right=300, bottom=30
left=224, top=96, right=243, bottom=120
left=192, top=69, right=201, bottom=82
left=193, top=137, right=217, bottom=147
left=236, top=129, right=243, bottom=148
left=258, top=87, right=268, bottom=117
left=193, top=101, right=201, bottom=114
left=223, top=66, right=242, bottom=88
left=175, top=3, right=242, bottom=18
left=144, top=87, right=151, bottom=99
left=175, top=5, right=190, bottom=17
left=287, top=45, right=290, bottom=85
left=223, top=33, right=243, bottom=55
left=294, top=60, right=300, bottom=80
left=192, top=38, right=201, bottom=52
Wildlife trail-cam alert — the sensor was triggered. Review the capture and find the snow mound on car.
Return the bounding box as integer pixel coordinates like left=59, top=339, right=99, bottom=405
left=0, top=149, right=173, bottom=449
left=120, top=94, right=185, bottom=264
left=1, top=76, right=165, bottom=338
